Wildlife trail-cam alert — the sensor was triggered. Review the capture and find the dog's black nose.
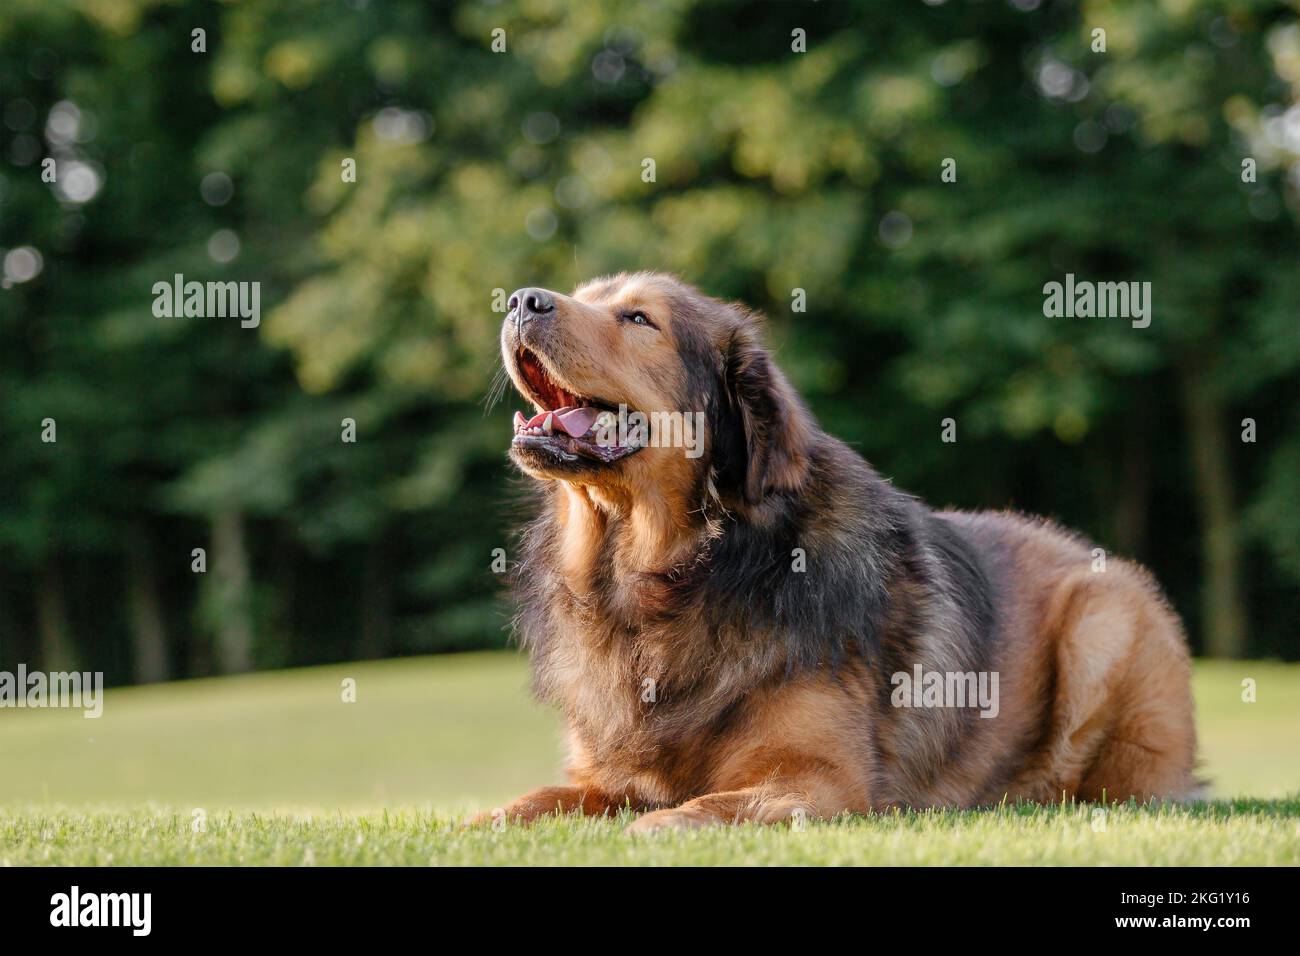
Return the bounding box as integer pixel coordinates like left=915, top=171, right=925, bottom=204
left=509, top=287, right=555, bottom=322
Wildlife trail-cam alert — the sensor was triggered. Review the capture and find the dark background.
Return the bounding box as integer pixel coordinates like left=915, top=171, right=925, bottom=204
left=1, top=0, right=1297, bottom=686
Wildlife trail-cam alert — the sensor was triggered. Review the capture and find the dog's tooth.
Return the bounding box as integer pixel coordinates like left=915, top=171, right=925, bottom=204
left=513, top=411, right=526, bottom=433
left=542, top=413, right=554, bottom=435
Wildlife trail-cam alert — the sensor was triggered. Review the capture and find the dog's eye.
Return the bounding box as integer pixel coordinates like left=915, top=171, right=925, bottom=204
left=621, top=310, right=655, bottom=328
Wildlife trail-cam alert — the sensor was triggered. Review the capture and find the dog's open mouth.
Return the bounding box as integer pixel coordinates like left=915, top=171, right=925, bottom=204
left=510, top=348, right=641, bottom=464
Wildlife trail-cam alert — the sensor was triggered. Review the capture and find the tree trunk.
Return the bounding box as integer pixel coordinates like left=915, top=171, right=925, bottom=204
left=36, top=558, right=75, bottom=671
left=357, top=536, right=394, bottom=660
left=1178, top=356, right=1248, bottom=658
left=127, top=533, right=170, bottom=683
left=0, top=569, right=23, bottom=665
left=210, top=508, right=254, bottom=674
left=1110, top=404, right=1152, bottom=558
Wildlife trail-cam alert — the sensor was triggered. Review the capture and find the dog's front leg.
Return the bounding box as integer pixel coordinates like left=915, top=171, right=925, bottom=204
left=626, top=780, right=847, bottom=832
left=467, top=784, right=631, bottom=826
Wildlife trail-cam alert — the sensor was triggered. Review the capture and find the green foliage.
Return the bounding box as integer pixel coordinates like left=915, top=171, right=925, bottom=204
left=0, top=0, right=1297, bottom=678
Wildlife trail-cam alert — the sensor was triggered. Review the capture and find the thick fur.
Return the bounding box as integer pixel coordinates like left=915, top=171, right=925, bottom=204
left=487, top=272, right=1197, bottom=830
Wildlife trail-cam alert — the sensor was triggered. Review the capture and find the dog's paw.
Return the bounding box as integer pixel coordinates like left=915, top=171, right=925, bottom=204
left=460, top=807, right=509, bottom=830
left=625, top=808, right=712, bottom=834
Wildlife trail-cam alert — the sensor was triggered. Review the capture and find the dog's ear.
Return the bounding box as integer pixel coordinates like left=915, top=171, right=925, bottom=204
left=718, top=325, right=814, bottom=507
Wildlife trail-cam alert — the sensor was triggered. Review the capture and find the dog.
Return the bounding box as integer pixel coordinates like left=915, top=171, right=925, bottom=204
left=486, top=272, right=1197, bottom=831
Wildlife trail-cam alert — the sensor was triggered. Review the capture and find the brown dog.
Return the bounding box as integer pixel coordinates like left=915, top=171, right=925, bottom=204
left=488, top=272, right=1197, bottom=831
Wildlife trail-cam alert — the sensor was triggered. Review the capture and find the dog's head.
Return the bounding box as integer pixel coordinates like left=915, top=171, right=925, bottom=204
left=500, top=272, right=814, bottom=514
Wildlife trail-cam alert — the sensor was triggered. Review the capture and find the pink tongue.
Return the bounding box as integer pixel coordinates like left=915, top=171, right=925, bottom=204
left=523, top=406, right=600, bottom=437
left=556, top=406, right=600, bottom=437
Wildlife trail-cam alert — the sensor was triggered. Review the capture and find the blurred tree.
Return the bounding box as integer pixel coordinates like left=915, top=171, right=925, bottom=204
left=1, top=0, right=1296, bottom=682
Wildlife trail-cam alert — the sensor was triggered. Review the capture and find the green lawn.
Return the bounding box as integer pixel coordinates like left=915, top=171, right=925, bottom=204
left=1, top=652, right=1297, bottom=865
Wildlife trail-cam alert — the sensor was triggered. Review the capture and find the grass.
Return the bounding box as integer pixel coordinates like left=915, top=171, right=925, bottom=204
left=5, top=800, right=1297, bottom=866
left=0, top=652, right=1297, bottom=865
